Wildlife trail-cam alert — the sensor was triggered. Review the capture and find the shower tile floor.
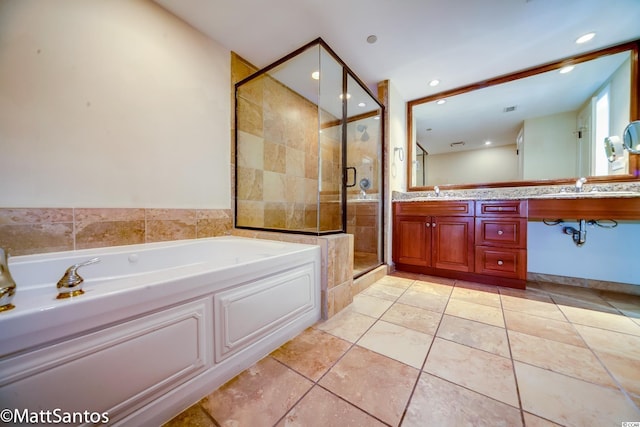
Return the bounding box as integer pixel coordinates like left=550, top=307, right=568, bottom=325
left=165, top=273, right=640, bottom=426
left=353, top=251, right=380, bottom=277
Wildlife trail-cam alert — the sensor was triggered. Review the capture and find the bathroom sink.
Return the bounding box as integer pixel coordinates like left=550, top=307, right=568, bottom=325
left=536, top=190, right=639, bottom=198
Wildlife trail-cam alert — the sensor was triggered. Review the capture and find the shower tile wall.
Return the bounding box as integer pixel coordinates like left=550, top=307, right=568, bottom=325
left=347, top=202, right=378, bottom=254
left=231, top=52, right=355, bottom=318
left=236, top=73, right=326, bottom=231
left=346, top=121, right=380, bottom=197
left=0, top=207, right=232, bottom=256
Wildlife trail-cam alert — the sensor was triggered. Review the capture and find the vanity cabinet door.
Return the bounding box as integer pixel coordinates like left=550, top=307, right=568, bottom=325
left=432, top=216, right=475, bottom=272
left=394, top=215, right=431, bottom=267
left=393, top=202, right=475, bottom=272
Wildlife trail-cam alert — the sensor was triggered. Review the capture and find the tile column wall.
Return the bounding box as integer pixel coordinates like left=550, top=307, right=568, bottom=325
left=232, top=228, right=353, bottom=319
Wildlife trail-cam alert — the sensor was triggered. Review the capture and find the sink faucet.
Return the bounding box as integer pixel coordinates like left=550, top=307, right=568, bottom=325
left=434, top=186, right=440, bottom=197
left=575, top=177, right=587, bottom=192
left=56, top=257, right=100, bottom=299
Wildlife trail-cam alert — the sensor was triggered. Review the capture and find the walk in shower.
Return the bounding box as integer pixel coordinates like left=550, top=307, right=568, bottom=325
left=235, top=38, right=384, bottom=277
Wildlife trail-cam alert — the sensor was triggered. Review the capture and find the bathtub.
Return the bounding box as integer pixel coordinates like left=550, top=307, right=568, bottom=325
left=0, top=236, right=321, bottom=426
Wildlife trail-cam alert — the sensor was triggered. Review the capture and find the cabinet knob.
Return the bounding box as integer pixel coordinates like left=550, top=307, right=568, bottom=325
left=432, top=222, right=436, bottom=227
left=497, top=260, right=504, bottom=266
left=497, top=230, right=504, bottom=235
left=425, top=223, right=430, bottom=227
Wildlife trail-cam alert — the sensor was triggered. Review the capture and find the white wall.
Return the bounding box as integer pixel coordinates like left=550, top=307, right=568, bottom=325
left=523, top=111, right=577, bottom=180
left=388, top=83, right=407, bottom=194
left=528, top=221, right=640, bottom=285
left=0, top=0, right=231, bottom=209
left=425, top=144, right=518, bottom=185
left=385, top=80, right=406, bottom=267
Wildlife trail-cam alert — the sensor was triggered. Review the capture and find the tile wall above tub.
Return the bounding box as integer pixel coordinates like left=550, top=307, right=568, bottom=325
left=0, top=208, right=233, bottom=256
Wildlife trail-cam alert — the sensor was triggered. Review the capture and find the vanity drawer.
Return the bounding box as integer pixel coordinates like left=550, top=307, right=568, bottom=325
left=394, top=201, right=474, bottom=217
left=475, top=218, right=527, bottom=248
left=475, top=246, right=527, bottom=279
left=476, top=200, right=527, bottom=217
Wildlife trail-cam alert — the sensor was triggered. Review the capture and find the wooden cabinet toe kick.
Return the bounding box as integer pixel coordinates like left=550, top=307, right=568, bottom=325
left=393, top=263, right=527, bottom=289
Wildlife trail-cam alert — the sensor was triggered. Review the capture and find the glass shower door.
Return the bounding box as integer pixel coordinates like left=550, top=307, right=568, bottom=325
left=345, top=75, right=383, bottom=277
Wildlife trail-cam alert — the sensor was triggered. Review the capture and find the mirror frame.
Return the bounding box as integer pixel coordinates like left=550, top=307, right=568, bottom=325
left=406, top=40, right=640, bottom=191
left=623, top=120, right=640, bottom=154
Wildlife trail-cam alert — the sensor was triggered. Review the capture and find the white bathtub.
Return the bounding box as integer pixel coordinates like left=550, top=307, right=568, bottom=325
left=0, top=236, right=321, bottom=426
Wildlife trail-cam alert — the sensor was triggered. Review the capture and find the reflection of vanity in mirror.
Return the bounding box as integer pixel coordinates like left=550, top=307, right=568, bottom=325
left=407, top=41, right=639, bottom=189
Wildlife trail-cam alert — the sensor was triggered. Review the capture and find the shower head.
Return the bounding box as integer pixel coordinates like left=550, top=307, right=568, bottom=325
left=357, top=124, right=370, bottom=141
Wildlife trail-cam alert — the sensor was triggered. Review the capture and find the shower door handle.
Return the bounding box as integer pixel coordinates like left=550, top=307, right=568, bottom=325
left=345, top=167, right=357, bottom=187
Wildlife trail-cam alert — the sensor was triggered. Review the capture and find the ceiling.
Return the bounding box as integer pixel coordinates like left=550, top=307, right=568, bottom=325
left=154, top=0, right=640, bottom=102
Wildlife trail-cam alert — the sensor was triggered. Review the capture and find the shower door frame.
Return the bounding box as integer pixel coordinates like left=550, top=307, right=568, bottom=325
left=233, top=38, right=386, bottom=275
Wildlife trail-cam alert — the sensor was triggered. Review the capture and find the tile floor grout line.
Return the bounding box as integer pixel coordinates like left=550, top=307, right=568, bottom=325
left=498, top=288, right=526, bottom=427
left=549, top=288, right=640, bottom=409
left=557, top=307, right=640, bottom=412
left=339, top=275, right=447, bottom=426
left=314, top=383, right=394, bottom=427
left=198, top=402, right=222, bottom=427
left=267, top=342, right=373, bottom=427
left=167, top=276, right=640, bottom=425
left=527, top=286, right=640, bottom=414
left=503, top=286, right=640, bottom=421
left=514, top=357, right=638, bottom=396
left=305, top=289, right=415, bottom=426
left=397, top=279, right=453, bottom=426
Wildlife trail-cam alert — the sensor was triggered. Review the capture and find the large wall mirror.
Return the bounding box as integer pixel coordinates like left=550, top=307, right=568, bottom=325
left=407, top=41, right=639, bottom=190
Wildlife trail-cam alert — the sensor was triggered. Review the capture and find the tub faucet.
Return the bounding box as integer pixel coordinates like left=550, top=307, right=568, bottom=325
left=575, top=177, right=587, bottom=192
left=57, top=257, right=100, bottom=299
left=434, top=186, right=440, bottom=197
left=0, top=248, right=17, bottom=312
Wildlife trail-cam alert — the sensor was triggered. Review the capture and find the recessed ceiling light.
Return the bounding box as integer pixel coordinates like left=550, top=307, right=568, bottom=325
left=436, top=99, right=446, bottom=105
left=559, top=65, right=575, bottom=74
left=374, top=116, right=380, bottom=120
left=366, top=35, right=377, bottom=44
left=358, top=102, right=366, bottom=107
left=485, top=141, right=492, bottom=145
left=339, top=93, right=351, bottom=100
left=576, top=32, right=595, bottom=44
left=311, top=71, right=320, bottom=80
left=429, top=79, right=440, bottom=87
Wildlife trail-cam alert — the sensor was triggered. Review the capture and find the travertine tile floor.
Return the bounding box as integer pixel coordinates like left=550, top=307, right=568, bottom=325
left=166, top=273, right=640, bottom=426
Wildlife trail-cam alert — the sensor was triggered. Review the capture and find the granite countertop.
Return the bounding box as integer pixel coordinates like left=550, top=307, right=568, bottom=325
left=392, top=183, right=640, bottom=202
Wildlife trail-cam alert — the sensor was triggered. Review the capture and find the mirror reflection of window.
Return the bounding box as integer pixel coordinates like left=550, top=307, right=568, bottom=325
left=594, top=85, right=610, bottom=176
left=415, top=143, right=427, bottom=186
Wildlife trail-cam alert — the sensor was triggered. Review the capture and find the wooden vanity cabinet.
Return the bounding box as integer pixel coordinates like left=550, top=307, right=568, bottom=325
left=393, top=201, right=474, bottom=274
left=474, top=200, right=527, bottom=282
left=393, top=199, right=527, bottom=289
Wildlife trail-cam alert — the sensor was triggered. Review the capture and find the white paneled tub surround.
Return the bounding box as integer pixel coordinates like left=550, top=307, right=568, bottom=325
left=0, top=236, right=321, bottom=426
